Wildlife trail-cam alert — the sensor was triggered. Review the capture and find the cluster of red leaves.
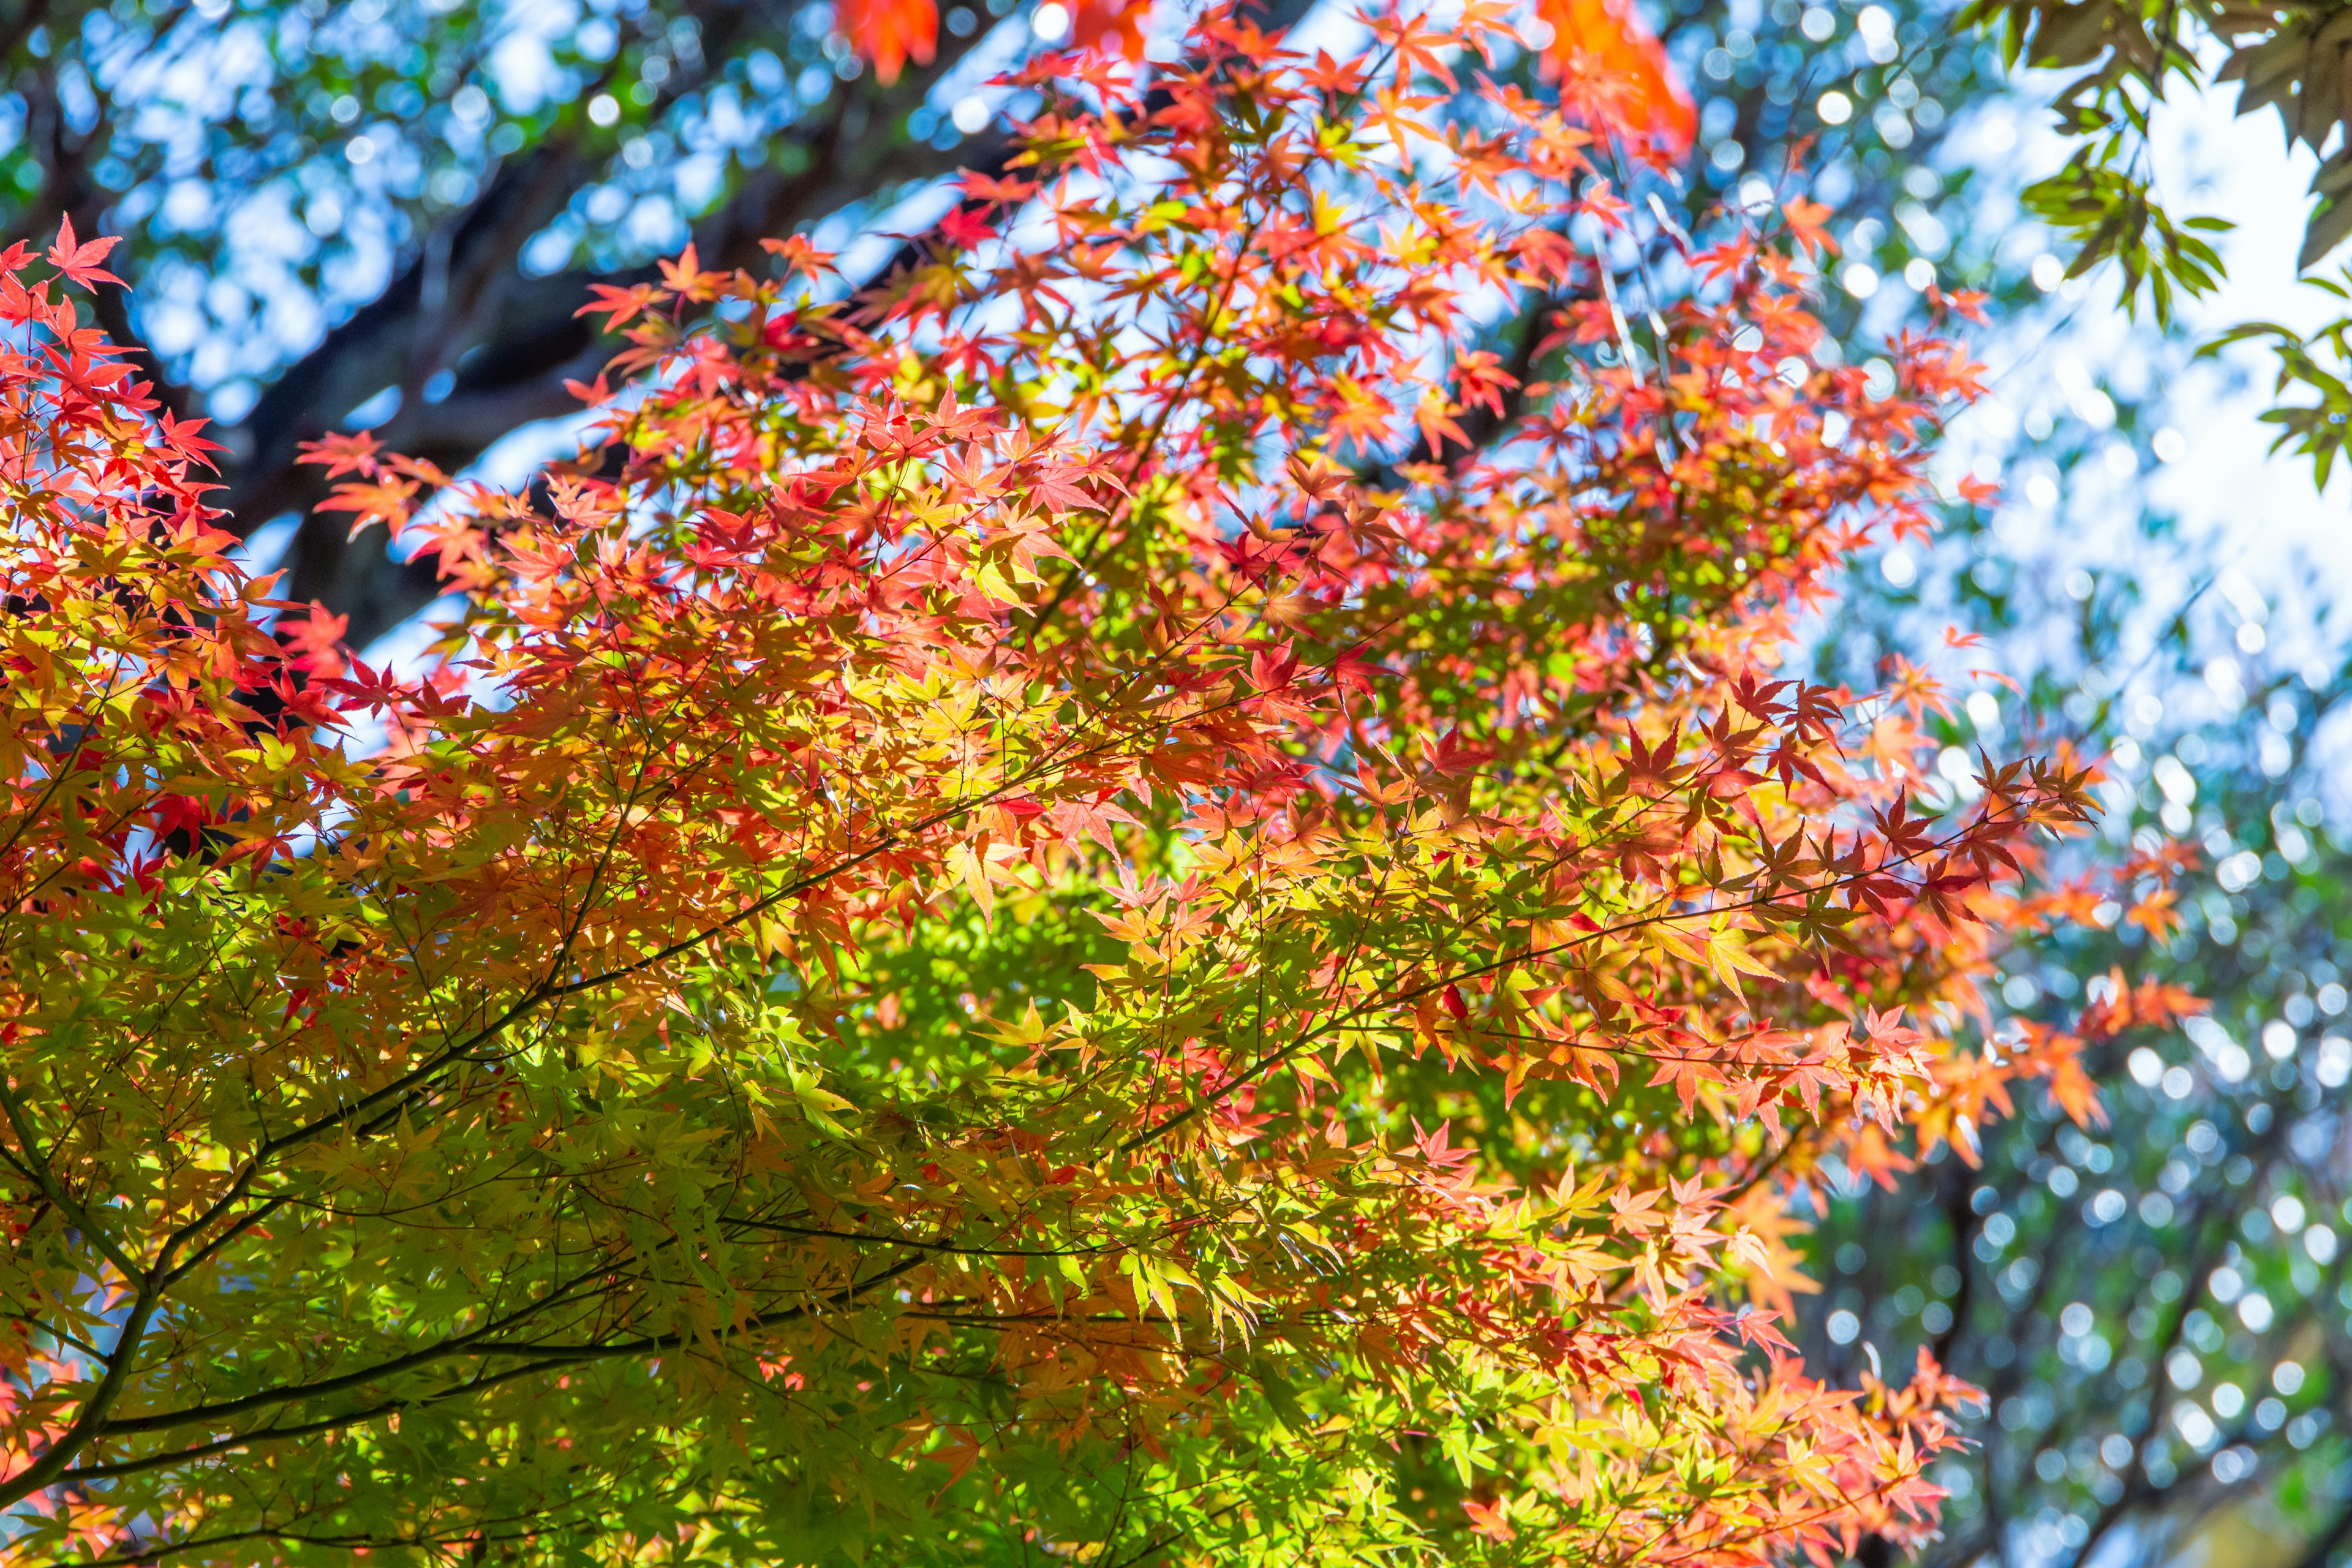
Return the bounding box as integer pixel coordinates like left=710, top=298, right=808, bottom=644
left=832, top=0, right=1158, bottom=80
left=834, top=0, right=1691, bottom=137
left=0, top=6, right=2170, bottom=1565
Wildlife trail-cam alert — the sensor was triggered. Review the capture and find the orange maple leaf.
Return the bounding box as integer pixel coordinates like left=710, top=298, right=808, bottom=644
left=1538, top=0, right=1696, bottom=151
left=1781, top=197, right=1838, bottom=258
left=2123, top=886, right=2182, bottom=943
left=760, top=234, right=838, bottom=283
left=1072, top=0, right=1148, bottom=57
left=1462, top=1498, right=1517, bottom=1544
left=839, top=0, right=937, bottom=85
left=298, top=429, right=385, bottom=480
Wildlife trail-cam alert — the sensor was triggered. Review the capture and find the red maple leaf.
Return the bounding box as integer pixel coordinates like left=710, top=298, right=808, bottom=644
left=47, top=215, right=123, bottom=290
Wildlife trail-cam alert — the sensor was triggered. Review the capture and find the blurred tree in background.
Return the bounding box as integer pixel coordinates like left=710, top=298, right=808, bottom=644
left=1805, top=362, right=2352, bottom=1567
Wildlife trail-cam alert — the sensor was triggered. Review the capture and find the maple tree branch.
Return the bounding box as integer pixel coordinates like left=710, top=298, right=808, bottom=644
left=0, top=646, right=145, bottom=917
left=0, top=1280, right=160, bottom=1508
left=0, top=1080, right=144, bottom=1288
left=213, top=149, right=1373, bottom=1203
left=67, top=1529, right=377, bottom=1568
left=534, top=659, right=708, bottom=994
left=52, top=1410, right=353, bottom=1485
left=0, top=1083, right=173, bottom=1499
left=87, top=1235, right=933, bottom=1449
left=95, top=1247, right=632, bottom=1438
left=134, top=669, right=1205, bottom=1278
left=26, top=669, right=1998, bottom=1493
left=56, top=1323, right=701, bottom=1489
left=724, top=1216, right=1119, bottom=1259
left=533, top=682, right=1264, bottom=1001
left=224, top=5, right=1008, bottom=646
left=1016, top=67, right=1358, bottom=650
left=1120, top=794, right=2049, bottom=1152
left=156, top=1192, right=291, bottom=1292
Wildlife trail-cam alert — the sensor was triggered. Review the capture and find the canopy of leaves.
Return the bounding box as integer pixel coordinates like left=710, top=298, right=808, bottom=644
left=0, top=5, right=2125, bottom=1566
left=0, top=0, right=2007, bottom=658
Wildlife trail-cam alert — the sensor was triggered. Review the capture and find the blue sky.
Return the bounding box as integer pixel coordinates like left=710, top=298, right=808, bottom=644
left=1934, top=75, right=2347, bottom=653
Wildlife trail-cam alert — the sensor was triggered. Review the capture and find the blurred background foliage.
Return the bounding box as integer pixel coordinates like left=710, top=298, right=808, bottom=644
left=1813, top=481, right=2352, bottom=1568
left=1665, top=1, right=2352, bottom=1558
left=1782, top=2, right=2352, bottom=1556
left=17, top=0, right=2348, bottom=1563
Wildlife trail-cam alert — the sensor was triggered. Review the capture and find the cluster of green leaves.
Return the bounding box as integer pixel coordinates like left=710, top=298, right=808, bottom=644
left=1954, top=0, right=2236, bottom=322
left=2203, top=274, right=2352, bottom=490
left=2018, top=151, right=2227, bottom=326
left=1942, top=0, right=2352, bottom=469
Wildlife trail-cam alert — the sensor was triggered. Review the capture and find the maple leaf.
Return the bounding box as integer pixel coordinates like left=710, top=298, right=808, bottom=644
left=1462, top=1498, right=1517, bottom=1543
left=838, top=0, right=937, bottom=84
left=957, top=171, right=1039, bottom=205
left=2047, top=1055, right=2107, bottom=1130
left=156, top=409, right=226, bottom=464
left=1781, top=197, right=1839, bottom=258
left=657, top=243, right=725, bottom=303
left=1727, top=1226, right=1776, bottom=1277
left=1413, top=390, right=1472, bottom=456
left=299, top=429, right=385, bottom=480
left=760, top=234, right=838, bottom=282
left=1301, top=48, right=1370, bottom=97
left=45, top=215, right=123, bottom=290
left=1539, top=0, right=1696, bottom=149
left=579, top=280, right=665, bottom=331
